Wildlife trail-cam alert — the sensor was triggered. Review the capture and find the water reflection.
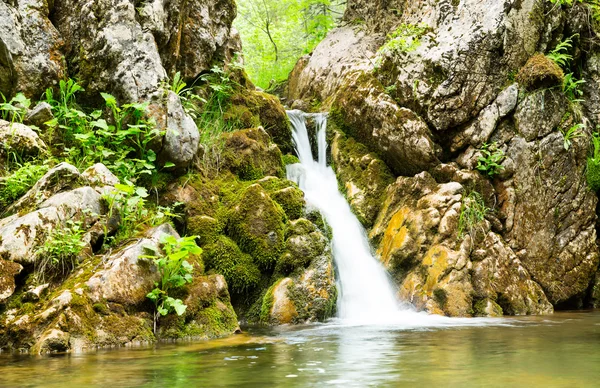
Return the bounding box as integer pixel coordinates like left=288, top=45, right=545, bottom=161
left=2, top=312, right=600, bottom=387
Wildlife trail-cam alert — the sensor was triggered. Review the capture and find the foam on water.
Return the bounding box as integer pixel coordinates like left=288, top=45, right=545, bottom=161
left=286, top=110, right=495, bottom=327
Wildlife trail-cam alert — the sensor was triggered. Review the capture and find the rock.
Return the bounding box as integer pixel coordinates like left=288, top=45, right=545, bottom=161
left=159, top=91, right=200, bottom=169
left=6, top=162, right=81, bottom=215
left=0, top=186, right=103, bottom=265
left=33, top=329, right=70, bottom=354
left=86, top=224, right=179, bottom=305
left=330, top=71, right=440, bottom=176
left=23, top=283, right=50, bottom=302
left=227, top=184, right=286, bottom=269
left=82, top=163, right=119, bottom=188
left=0, top=120, right=47, bottom=157
left=500, top=131, right=598, bottom=305
left=158, top=274, right=239, bottom=339
left=0, top=260, right=23, bottom=302
left=221, top=127, right=285, bottom=180
left=268, top=278, right=298, bottom=324
left=331, top=130, right=394, bottom=227
left=263, top=218, right=336, bottom=324
left=270, top=186, right=305, bottom=220
left=514, top=90, right=568, bottom=142
left=24, top=102, right=54, bottom=128
left=370, top=171, right=552, bottom=317
left=0, top=0, right=64, bottom=98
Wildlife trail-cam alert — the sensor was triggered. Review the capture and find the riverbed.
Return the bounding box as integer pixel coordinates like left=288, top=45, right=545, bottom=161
left=2, top=311, right=600, bottom=387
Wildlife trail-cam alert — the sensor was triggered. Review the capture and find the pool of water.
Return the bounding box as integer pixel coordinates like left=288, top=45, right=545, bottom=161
left=2, top=311, right=600, bottom=387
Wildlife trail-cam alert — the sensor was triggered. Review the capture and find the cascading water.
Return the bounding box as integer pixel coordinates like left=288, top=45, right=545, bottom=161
left=286, top=110, right=499, bottom=327
left=286, top=110, right=401, bottom=324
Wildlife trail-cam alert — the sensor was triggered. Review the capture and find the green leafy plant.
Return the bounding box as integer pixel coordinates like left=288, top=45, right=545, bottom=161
left=0, top=163, right=49, bottom=210
left=35, top=220, right=87, bottom=281
left=476, top=142, right=506, bottom=178
left=145, top=235, right=202, bottom=334
left=546, top=35, right=576, bottom=69
left=563, top=73, right=586, bottom=103
left=458, top=191, right=490, bottom=239
left=587, top=132, right=600, bottom=191
left=561, top=123, right=585, bottom=150
left=102, top=182, right=176, bottom=246
left=0, top=92, right=31, bottom=123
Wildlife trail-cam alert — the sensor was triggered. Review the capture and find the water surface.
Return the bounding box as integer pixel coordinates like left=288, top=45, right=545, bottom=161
left=2, top=311, right=600, bottom=387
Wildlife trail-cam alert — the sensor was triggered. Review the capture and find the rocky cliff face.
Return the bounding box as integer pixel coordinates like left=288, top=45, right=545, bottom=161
left=289, top=0, right=600, bottom=315
left=0, top=0, right=337, bottom=353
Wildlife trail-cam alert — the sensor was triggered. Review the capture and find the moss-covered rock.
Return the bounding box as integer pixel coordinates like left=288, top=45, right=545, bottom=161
left=202, top=235, right=261, bottom=294
left=270, top=186, right=305, bottom=220
left=331, top=129, right=394, bottom=228
left=221, top=127, right=285, bottom=181
left=226, top=184, right=287, bottom=269
left=516, top=54, right=564, bottom=91
left=226, top=90, right=293, bottom=153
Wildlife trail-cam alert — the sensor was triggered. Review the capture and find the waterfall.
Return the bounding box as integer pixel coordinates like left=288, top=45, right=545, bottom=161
left=286, top=110, right=401, bottom=324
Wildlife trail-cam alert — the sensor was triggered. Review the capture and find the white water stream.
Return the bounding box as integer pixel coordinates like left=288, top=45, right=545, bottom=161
left=286, top=110, right=495, bottom=327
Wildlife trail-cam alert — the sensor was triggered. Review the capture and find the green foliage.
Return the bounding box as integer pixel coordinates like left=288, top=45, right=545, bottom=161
left=561, top=123, right=585, bottom=150
left=45, top=79, right=163, bottom=183
left=0, top=92, right=31, bottom=123
left=196, top=66, right=240, bottom=172
left=378, top=23, right=429, bottom=58
left=587, top=132, right=600, bottom=191
left=35, top=220, right=87, bottom=281
left=235, top=0, right=345, bottom=89
left=103, top=182, right=175, bottom=245
left=458, top=191, right=490, bottom=239
left=476, top=142, right=505, bottom=178
left=546, top=35, right=575, bottom=69
left=563, top=73, right=586, bottom=103
left=145, top=235, right=202, bottom=334
left=0, top=163, right=49, bottom=209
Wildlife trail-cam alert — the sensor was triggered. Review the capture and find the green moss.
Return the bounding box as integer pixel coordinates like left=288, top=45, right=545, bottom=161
left=473, top=298, right=503, bottom=317
left=92, top=302, right=109, bottom=315
left=259, top=282, right=277, bottom=324
left=270, top=187, right=305, bottom=220
left=226, top=184, right=287, bottom=269
left=228, top=91, right=293, bottom=153
left=203, top=236, right=261, bottom=294
left=282, top=154, right=300, bottom=166
left=221, top=128, right=285, bottom=181
left=587, top=158, right=600, bottom=192
left=517, top=54, right=564, bottom=91
left=193, top=305, right=238, bottom=337
left=188, top=215, right=221, bottom=246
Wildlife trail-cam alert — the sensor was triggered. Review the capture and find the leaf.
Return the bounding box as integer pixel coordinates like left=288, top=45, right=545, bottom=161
left=164, top=162, right=176, bottom=168
left=171, top=299, right=187, bottom=316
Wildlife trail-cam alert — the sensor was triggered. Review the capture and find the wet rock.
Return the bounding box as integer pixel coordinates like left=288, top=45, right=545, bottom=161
left=331, top=130, right=394, bottom=227
left=370, top=171, right=552, bottom=317
left=33, top=329, right=70, bottom=354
